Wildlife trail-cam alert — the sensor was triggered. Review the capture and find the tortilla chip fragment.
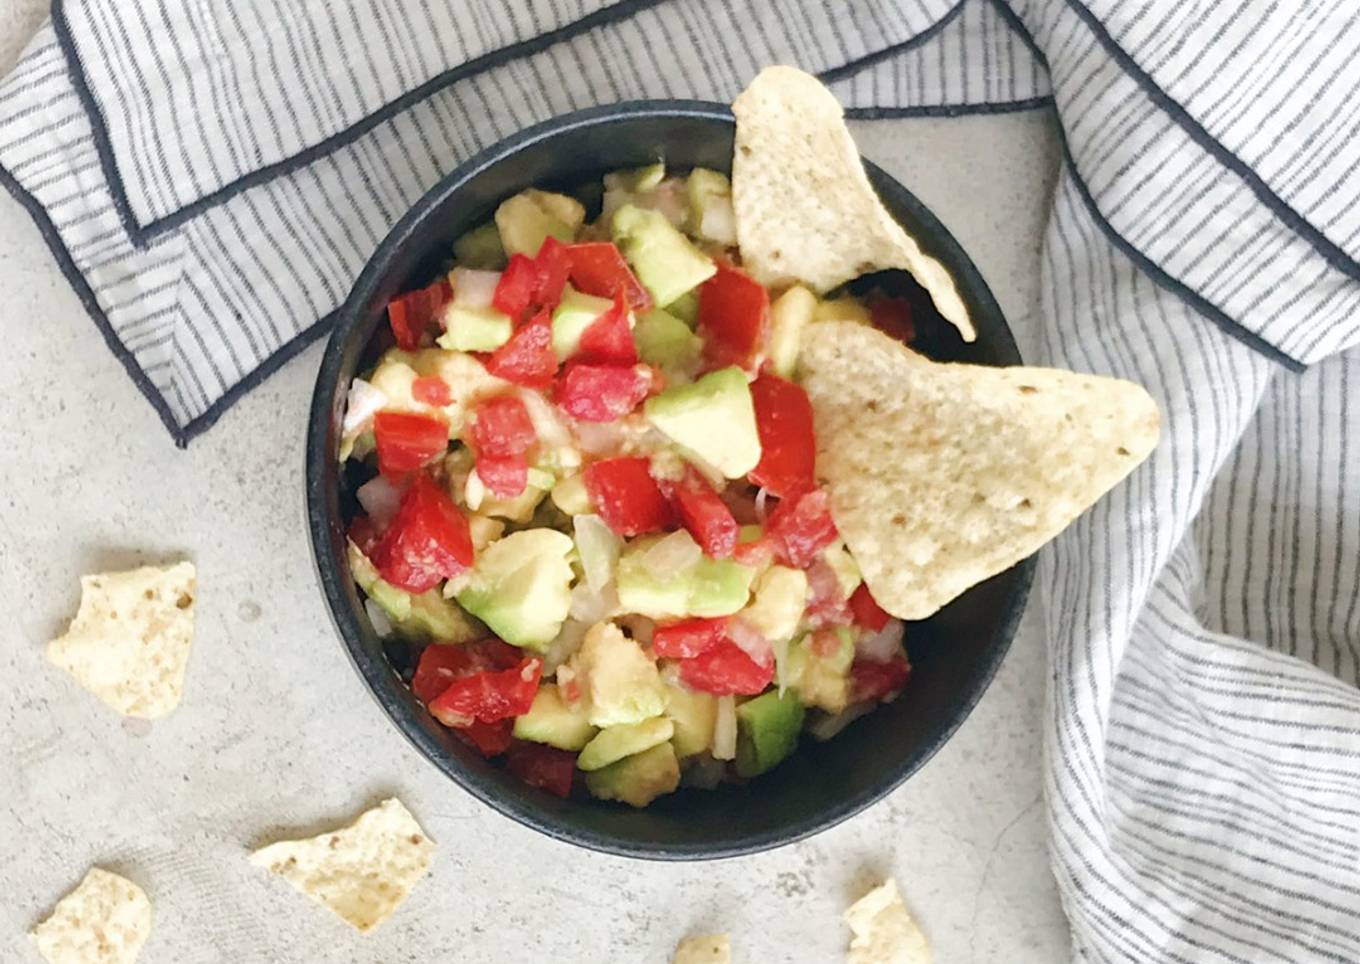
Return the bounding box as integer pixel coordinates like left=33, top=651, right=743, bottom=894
left=673, top=933, right=732, bottom=963
left=800, top=322, right=1159, bottom=619
left=249, top=798, right=435, bottom=933
left=845, top=878, right=931, bottom=964
left=732, top=66, right=974, bottom=342
left=46, top=561, right=196, bottom=718
left=31, top=867, right=152, bottom=964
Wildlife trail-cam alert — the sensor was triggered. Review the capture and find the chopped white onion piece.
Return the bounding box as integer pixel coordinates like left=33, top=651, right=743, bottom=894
left=570, top=581, right=618, bottom=623
left=450, top=267, right=500, bottom=309
left=341, top=378, right=387, bottom=437
left=364, top=598, right=395, bottom=638
left=465, top=469, right=485, bottom=510
left=356, top=474, right=402, bottom=529
left=574, top=514, right=621, bottom=593
left=856, top=619, right=905, bottom=663
left=754, top=486, right=771, bottom=522
left=573, top=419, right=626, bottom=456
left=726, top=616, right=773, bottom=666
left=772, top=636, right=792, bottom=696
left=518, top=388, right=572, bottom=448
left=712, top=696, right=737, bottom=760
left=643, top=530, right=702, bottom=581
left=807, top=702, right=875, bottom=742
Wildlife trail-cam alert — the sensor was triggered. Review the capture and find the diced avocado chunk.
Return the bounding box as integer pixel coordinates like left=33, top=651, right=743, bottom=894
left=551, top=474, right=592, bottom=516
left=664, top=684, right=719, bottom=758
left=466, top=514, right=505, bottom=550
left=685, top=167, right=736, bottom=245
left=814, top=296, right=872, bottom=325
left=822, top=542, right=862, bottom=599
left=644, top=367, right=761, bottom=478
left=524, top=189, right=585, bottom=232
left=584, top=741, right=680, bottom=807
left=513, top=683, right=597, bottom=750
left=453, top=221, right=506, bottom=270
left=611, top=204, right=716, bottom=308
left=605, top=162, right=666, bottom=193
left=456, top=529, right=574, bottom=650
left=551, top=286, right=615, bottom=360
left=739, top=565, right=808, bottom=643
left=573, top=513, right=621, bottom=593
left=495, top=191, right=575, bottom=258
left=616, top=538, right=756, bottom=619
left=437, top=305, right=513, bottom=352
left=791, top=628, right=855, bottom=714
left=667, top=289, right=699, bottom=326
left=768, top=285, right=816, bottom=379
left=349, top=541, right=478, bottom=642
left=735, top=690, right=805, bottom=777
left=577, top=716, right=674, bottom=771
left=575, top=622, right=668, bottom=727
left=474, top=479, right=548, bottom=523
left=634, top=307, right=701, bottom=370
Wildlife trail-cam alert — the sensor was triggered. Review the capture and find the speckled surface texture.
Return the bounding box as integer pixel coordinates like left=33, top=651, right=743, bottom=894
left=0, top=12, right=1069, bottom=957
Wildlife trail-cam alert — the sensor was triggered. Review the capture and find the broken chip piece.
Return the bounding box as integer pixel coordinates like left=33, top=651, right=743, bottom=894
left=845, top=877, right=931, bottom=964
left=31, top=867, right=152, bottom=964
left=672, top=933, right=732, bottom=963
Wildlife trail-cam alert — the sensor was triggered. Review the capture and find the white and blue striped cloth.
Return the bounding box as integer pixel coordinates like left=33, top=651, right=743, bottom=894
left=3, top=1, right=1357, bottom=959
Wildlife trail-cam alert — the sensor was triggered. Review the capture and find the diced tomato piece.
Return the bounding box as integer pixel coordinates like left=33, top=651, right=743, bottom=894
left=698, top=261, right=769, bottom=370
left=869, top=296, right=915, bottom=344
left=454, top=719, right=515, bottom=757
left=349, top=514, right=380, bottom=555
left=851, top=653, right=912, bottom=703
left=732, top=533, right=774, bottom=568
left=577, top=290, right=638, bottom=366
left=412, top=375, right=453, bottom=407
left=412, top=639, right=522, bottom=703
left=531, top=236, right=573, bottom=311
left=767, top=488, right=838, bottom=568
left=470, top=394, right=536, bottom=457
left=849, top=583, right=891, bottom=632
left=370, top=474, right=475, bottom=593
left=566, top=241, right=652, bottom=311
left=506, top=741, right=577, bottom=798
left=387, top=278, right=451, bottom=350
left=668, top=470, right=738, bottom=558
left=804, top=558, right=852, bottom=628
left=428, top=656, right=543, bottom=725
left=484, top=309, right=557, bottom=388
left=748, top=375, right=816, bottom=498
left=493, top=254, right=537, bottom=321
left=652, top=616, right=729, bottom=659
left=476, top=452, right=528, bottom=499
left=678, top=639, right=774, bottom=696
left=373, top=411, right=449, bottom=478
left=583, top=457, right=675, bottom=537
left=556, top=363, right=651, bottom=422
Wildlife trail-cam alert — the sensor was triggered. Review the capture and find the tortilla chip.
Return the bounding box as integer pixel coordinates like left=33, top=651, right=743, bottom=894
left=845, top=878, right=931, bottom=964
left=673, top=934, right=732, bottom=963
left=249, top=798, right=435, bottom=933
left=800, top=322, right=1159, bottom=619
left=732, top=66, right=975, bottom=342
left=46, top=561, right=196, bottom=719
left=31, top=867, right=152, bottom=964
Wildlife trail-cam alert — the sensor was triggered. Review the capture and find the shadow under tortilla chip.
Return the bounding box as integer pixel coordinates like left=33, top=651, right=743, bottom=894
left=732, top=66, right=975, bottom=342
left=799, top=322, right=1160, bottom=621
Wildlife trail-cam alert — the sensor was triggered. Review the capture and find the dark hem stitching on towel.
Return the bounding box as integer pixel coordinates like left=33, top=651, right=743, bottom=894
left=845, top=96, right=1054, bottom=120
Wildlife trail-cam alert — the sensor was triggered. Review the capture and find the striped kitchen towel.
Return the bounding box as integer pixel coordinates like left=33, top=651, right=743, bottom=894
left=2, top=1, right=1359, bottom=960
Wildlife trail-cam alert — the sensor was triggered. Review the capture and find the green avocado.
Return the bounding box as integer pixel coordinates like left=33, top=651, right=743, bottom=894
left=634, top=307, right=701, bottom=371
left=348, top=541, right=478, bottom=643
left=685, top=167, right=736, bottom=245
left=664, top=684, right=719, bottom=758
left=452, top=221, right=506, bottom=270
left=584, top=741, right=681, bottom=807
left=495, top=191, right=575, bottom=257
left=644, top=367, right=761, bottom=478
left=666, top=289, right=699, bottom=327
left=739, top=565, right=808, bottom=643
left=767, top=285, right=816, bottom=379
left=550, top=286, right=615, bottom=360
left=735, top=689, right=805, bottom=778
left=791, top=628, right=856, bottom=714
left=821, top=542, right=863, bottom=599
left=605, top=162, right=666, bottom=193
left=574, top=622, right=668, bottom=727
left=523, top=189, right=585, bottom=232
left=513, top=683, right=597, bottom=750
left=456, top=529, right=574, bottom=651
left=436, top=305, right=512, bottom=352
left=615, top=537, right=756, bottom=620
left=611, top=203, right=716, bottom=308
left=577, top=716, right=674, bottom=771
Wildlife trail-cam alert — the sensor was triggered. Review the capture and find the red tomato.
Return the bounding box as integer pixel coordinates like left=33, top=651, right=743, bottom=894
left=851, top=654, right=912, bottom=703
left=484, top=309, right=557, bottom=388
left=556, top=364, right=651, bottom=422
left=565, top=241, right=652, bottom=311
left=583, top=457, right=674, bottom=537
left=577, top=290, right=638, bottom=366
left=506, top=741, right=577, bottom=798
left=698, top=262, right=768, bottom=370
left=652, top=616, right=729, bottom=659
left=678, top=639, right=774, bottom=696
left=766, top=488, right=838, bottom=568
left=373, top=411, right=449, bottom=478
left=531, top=236, right=572, bottom=312
left=411, top=639, right=522, bottom=703
left=370, top=474, right=475, bottom=593
left=869, top=296, right=915, bottom=344
left=668, top=471, right=738, bottom=558
left=428, top=656, right=543, bottom=725
left=848, top=583, right=891, bottom=632
left=804, top=558, right=852, bottom=628
left=411, top=375, right=452, bottom=407
left=470, top=395, right=536, bottom=457
left=732, top=533, right=774, bottom=569
left=748, top=375, right=816, bottom=498
left=387, top=278, right=451, bottom=350
left=454, top=719, right=515, bottom=757
left=476, top=452, right=528, bottom=499
left=492, top=255, right=537, bottom=321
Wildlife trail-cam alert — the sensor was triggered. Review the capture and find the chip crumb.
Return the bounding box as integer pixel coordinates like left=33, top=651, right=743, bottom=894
left=845, top=878, right=930, bottom=964
left=46, top=561, right=196, bottom=718
left=31, top=867, right=152, bottom=964
left=673, top=933, right=732, bottom=963
left=249, top=798, right=434, bottom=933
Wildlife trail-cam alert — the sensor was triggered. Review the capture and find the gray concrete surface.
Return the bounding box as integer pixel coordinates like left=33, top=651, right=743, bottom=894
left=0, top=10, right=1069, bottom=959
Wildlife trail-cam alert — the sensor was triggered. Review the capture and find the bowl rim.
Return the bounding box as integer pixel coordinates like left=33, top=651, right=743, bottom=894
left=305, top=98, right=1034, bottom=860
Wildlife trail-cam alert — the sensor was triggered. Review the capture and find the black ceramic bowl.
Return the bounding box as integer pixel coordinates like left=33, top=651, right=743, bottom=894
left=306, top=100, right=1032, bottom=859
